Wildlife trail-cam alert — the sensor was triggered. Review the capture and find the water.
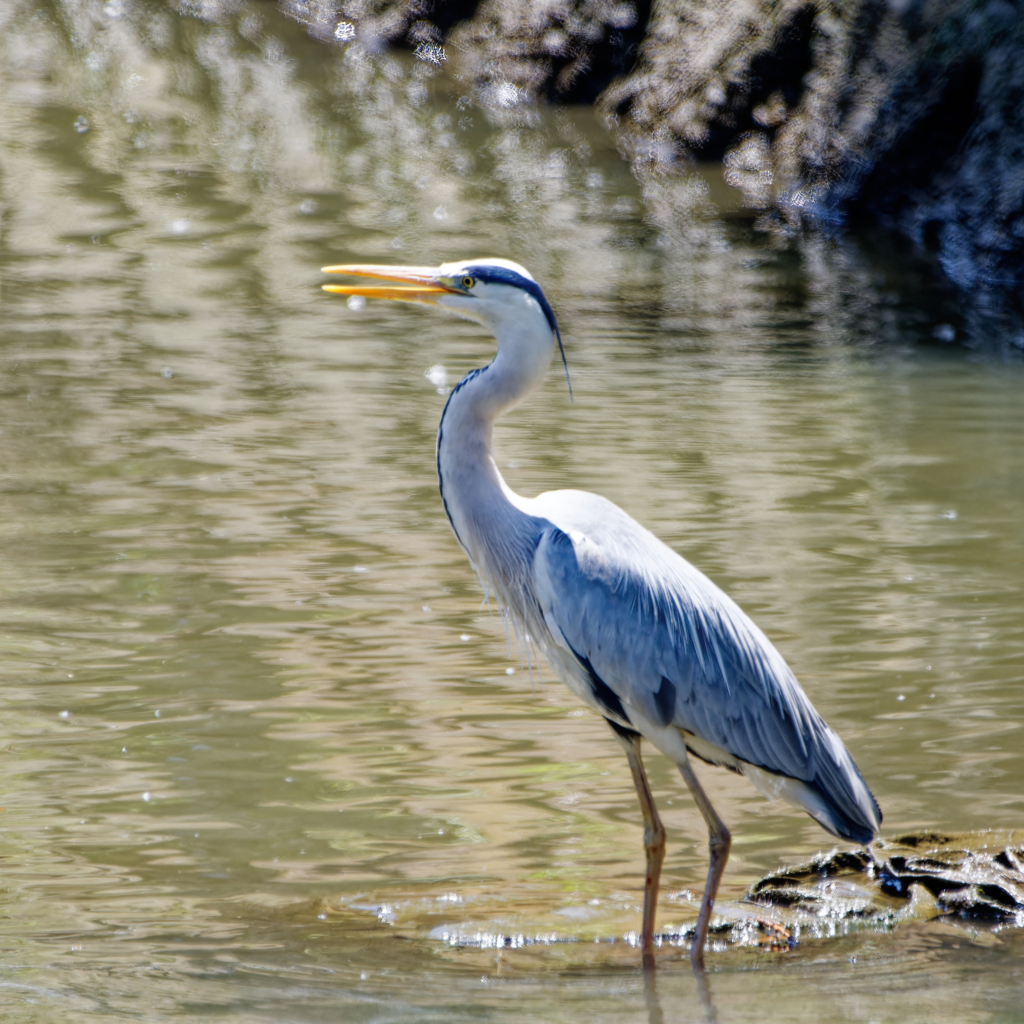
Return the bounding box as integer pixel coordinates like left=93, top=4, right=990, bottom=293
left=1, top=1, right=1023, bottom=1019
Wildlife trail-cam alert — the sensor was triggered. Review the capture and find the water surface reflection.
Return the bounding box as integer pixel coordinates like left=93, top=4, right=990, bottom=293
left=1, top=0, right=1023, bottom=1020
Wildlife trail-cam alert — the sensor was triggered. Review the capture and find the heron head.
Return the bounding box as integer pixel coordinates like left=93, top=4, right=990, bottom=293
left=321, top=258, right=571, bottom=394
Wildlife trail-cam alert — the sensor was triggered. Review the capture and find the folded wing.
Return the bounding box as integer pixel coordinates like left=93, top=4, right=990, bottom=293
left=530, top=489, right=881, bottom=845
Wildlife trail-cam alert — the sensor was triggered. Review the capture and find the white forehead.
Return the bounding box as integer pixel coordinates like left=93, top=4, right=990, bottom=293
left=439, top=257, right=535, bottom=282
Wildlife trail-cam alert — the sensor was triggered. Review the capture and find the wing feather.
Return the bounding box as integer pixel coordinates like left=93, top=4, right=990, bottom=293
left=530, top=489, right=881, bottom=844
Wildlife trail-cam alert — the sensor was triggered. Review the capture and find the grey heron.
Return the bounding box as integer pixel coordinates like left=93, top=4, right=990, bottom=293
left=321, top=258, right=881, bottom=968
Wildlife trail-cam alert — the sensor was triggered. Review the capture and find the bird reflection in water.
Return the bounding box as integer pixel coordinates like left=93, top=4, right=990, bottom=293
left=644, top=957, right=718, bottom=1024
left=322, top=258, right=881, bottom=968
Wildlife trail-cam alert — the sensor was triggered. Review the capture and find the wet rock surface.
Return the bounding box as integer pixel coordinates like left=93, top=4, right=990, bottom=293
left=420, top=834, right=1024, bottom=958
left=749, top=832, right=1024, bottom=927
left=284, top=0, right=1024, bottom=348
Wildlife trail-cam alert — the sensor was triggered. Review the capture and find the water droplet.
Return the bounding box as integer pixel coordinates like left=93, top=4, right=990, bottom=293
left=896, top=694, right=905, bottom=701
left=58, top=710, right=70, bottom=719
left=460, top=634, right=470, bottom=642
left=353, top=565, right=368, bottom=573
left=299, top=199, right=317, bottom=214
left=346, top=295, right=366, bottom=311
left=425, top=365, right=448, bottom=388
left=74, top=115, right=89, bottom=133
left=170, top=219, right=190, bottom=235
left=160, top=366, right=174, bottom=378
left=142, top=792, right=151, bottom=802
left=941, top=509, right=957, bottom=519
left=505, top=667, right=515, bottom=675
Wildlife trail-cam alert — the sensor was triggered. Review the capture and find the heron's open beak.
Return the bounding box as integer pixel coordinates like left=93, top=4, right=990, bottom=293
left=321, top=264, right=455, bottom=304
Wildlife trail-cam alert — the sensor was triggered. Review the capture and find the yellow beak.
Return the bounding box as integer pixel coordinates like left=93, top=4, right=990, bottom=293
left=321, top=263, right=455, bottom=304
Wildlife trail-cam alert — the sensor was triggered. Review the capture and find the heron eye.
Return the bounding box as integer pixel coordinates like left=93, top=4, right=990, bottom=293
left=461, top=276, right=475, bottom=289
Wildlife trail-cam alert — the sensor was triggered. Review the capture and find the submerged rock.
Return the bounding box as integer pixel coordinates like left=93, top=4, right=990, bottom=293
left=749, top=831, right=1024, bottom=926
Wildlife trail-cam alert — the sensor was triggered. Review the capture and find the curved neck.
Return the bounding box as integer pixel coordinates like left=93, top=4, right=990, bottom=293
left=435, top=349, right=546, bottom=583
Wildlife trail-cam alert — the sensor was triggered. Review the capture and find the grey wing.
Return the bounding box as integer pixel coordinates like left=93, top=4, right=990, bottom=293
left=530, top=492, right=881, bottom=844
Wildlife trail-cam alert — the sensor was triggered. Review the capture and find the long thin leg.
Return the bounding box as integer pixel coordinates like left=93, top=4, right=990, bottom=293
left=607, top=721, right=666, bottom=958
left=677, top=754, right=731, bottom=970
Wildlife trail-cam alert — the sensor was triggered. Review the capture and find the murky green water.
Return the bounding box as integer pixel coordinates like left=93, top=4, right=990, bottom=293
left=1, top=1, right=1023, bottom=1020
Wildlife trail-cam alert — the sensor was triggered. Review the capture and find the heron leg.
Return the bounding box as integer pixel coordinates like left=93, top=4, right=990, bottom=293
left=677, top=755, right=731, bottom=970
left=606, top=720, right=666, bottom=957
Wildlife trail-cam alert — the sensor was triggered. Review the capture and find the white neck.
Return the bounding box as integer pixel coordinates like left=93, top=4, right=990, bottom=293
left=435, top=343, right=551, bottom=607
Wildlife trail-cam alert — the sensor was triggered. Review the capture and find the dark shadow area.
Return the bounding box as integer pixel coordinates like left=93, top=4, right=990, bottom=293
left=850, top=58, right=984, bottom=230
left=545, top=0, right=654, bottom=105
